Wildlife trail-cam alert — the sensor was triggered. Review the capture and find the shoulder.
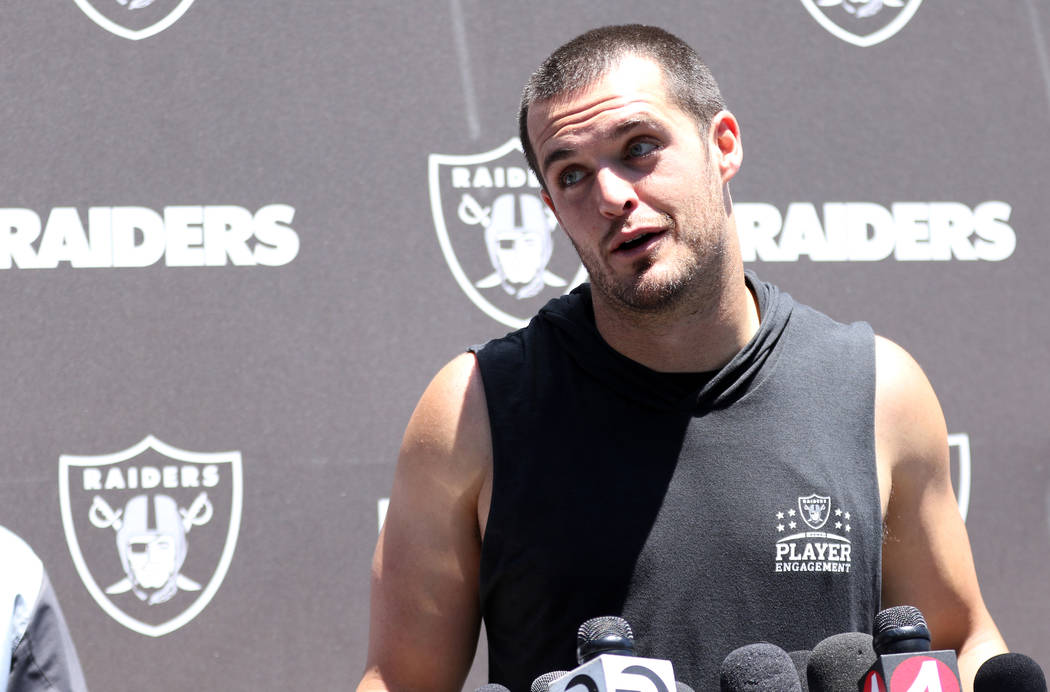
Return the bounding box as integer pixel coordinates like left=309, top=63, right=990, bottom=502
left=400, top=352, right=491, bottom=487
left=0, top=525, right=44, bottom=605
left=0, top=526, right=46, bottom=681
left=874, top=336, right=947, bottom=470
left=0, top=525, right=41, bottom=566
left=873, top=336, right=948, bottom=511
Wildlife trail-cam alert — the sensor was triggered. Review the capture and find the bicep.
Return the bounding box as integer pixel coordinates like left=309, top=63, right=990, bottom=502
left=360, top=353, right=491, bottom=692
left=876, top=336, right=1000, bottom=652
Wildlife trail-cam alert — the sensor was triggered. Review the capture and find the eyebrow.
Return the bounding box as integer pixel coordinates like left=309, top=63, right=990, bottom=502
left=540, top=117, right=662, bottom=176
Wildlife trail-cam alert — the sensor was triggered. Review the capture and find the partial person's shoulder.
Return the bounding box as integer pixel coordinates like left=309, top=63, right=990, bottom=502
left=0, top=525, right=44, bottom=604
left=0, top=525, right=41, bottom=565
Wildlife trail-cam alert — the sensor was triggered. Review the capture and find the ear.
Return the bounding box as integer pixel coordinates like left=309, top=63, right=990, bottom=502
left=709, top=110, right=742, bottom=183
left=540, top=189, right=563, bottom=226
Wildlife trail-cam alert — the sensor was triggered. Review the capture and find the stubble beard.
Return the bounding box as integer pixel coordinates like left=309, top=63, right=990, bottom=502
left=573, top=212, right=728, bottom=316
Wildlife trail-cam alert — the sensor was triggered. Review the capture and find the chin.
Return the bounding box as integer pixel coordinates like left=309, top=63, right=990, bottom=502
left=611, top=275, right=689, bottom=311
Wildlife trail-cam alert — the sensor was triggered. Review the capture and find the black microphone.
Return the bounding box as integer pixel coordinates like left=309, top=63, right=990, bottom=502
left=576, top=616, right=695, bottom=692
left=788, top=650, right=810, bottom=692
left=864, top=605, right=962, bottom=691
left=720, top=642, right=802, bottom=691
left=805, top=632, right=876, bottom=691
left=475, top=685, right=512, bottom=692
left=576, top=615, right=635, bottom=662
left=575, top=615, right=694, bottom=692
left=974, top=653, right=1047, bottom=691
left=547, top=616, right=677, bottom=692
left=531, top=670, right=569, bottom=692
left=873, top=605, right=931, bottom=653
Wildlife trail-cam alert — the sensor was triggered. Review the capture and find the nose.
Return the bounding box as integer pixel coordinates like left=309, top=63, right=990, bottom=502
left=594, top=167, right=638, bottom=219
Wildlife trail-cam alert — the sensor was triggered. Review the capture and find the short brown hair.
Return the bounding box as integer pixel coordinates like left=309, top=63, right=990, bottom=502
left=519, top=25, right=726, bottom=188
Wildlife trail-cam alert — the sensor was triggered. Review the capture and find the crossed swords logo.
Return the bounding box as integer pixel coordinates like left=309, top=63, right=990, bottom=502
left=89, top=491, right=213, bottom=604
left=457, top=192, right=491, bottom=228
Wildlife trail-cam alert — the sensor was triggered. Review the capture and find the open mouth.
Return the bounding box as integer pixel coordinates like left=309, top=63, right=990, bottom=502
left=615, top=230, right=662, bottom=253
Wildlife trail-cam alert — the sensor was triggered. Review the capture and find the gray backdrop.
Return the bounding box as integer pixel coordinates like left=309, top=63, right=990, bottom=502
left=0, top=1, right=1046, bottom=689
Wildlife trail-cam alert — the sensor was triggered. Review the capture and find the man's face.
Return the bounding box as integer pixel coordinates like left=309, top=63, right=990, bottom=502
left=528, top=55, right=739, bottom=312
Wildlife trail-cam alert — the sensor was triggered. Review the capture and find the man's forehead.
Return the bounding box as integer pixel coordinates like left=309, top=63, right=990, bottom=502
left=527, top=55, right=675, bottom=148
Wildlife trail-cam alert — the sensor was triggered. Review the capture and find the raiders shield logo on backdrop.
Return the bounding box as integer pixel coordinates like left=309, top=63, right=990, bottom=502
left=429, top=138, right=588, bottom=328
left=72, top=0, right=196, bottom=40
left=799, top=0, right=924, bottom=47
left=59, top=435, right=242, bottom=636
left=948, top=433, right=971, bottom=522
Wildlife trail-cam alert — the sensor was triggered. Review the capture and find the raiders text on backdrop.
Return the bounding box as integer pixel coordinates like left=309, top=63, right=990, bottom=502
left=0, top=204, right=299, bottom=268
left=736, top=201, right=1015, bottom=262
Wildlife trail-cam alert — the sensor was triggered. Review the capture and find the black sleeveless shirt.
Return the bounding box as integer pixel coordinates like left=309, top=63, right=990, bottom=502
left=472, top=274, right=881, bottom=690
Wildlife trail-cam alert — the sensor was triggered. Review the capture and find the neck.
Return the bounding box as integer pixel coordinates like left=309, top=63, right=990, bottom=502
left=590, top=263, right=760, bottom=373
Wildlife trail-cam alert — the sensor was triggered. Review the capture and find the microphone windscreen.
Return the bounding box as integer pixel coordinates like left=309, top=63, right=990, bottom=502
left=788, top=650, right=810, bottom=692
left=720, top=642, right=802, bottom=691
left=475, top=686, right=512, bottom=692
left=576, top=615, right=635, bottom=663
left=974, top=653, right=1047, bottom=692
left=530, top=670, right=569, bottom=692
left=872, top=605, right=931, bottom=654
left=806, top=632, right=876, bottom=692
left=676, top=683, right=696, bottom=692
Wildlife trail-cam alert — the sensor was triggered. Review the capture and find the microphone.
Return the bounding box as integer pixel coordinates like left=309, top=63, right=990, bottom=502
left=788, top=650, right=810, bottom=692
left=719, top=642, right=801, bottom=691
left=475, top=686, right=512, bottom=692
left=974, top=653, right=1047, bottom=691
left=806, top=632, right=876, bottom=691
left=574, top=616, right=694, bottom=691
left=862, top=605, right=962, bottom=691
left=873, top=606, right=931, bottom=652
left=531, top=671, right=569, bottom=692
left=547, top=616, right=677, bottom=692
left=576, top=615, right=635, bottom=662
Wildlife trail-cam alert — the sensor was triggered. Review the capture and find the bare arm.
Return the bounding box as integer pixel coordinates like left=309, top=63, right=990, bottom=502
left=875, top=336, right=1007, bottom=690
left=357, top=353, right=492, bottom=692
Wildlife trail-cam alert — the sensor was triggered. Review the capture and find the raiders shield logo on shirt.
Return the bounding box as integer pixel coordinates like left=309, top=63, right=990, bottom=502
left=798, top=493, right=832, bottom=530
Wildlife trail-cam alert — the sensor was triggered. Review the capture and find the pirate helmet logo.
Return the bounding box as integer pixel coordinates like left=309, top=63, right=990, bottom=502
left=429, top=138, right=588, bottom=328
left=799, top=0, right=924, bottom=47
left=798, top=493, right=832, bottom=530
left=60, top=436, right=242, bottom=636
left=91, top=492, right=212, bottom=605
left=71, top=0, right=196, bottom=40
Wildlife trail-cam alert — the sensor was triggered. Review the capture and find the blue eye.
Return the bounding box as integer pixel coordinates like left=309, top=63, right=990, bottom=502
left=626, top=140, right=658, bottom=158
left=559, top=169, right=585, bottom=187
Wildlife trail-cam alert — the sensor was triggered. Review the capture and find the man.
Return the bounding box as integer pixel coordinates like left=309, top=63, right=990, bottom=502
left=358, top=25, right=1007, bottom=691
left=1, top=525, right=90, bottom=691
